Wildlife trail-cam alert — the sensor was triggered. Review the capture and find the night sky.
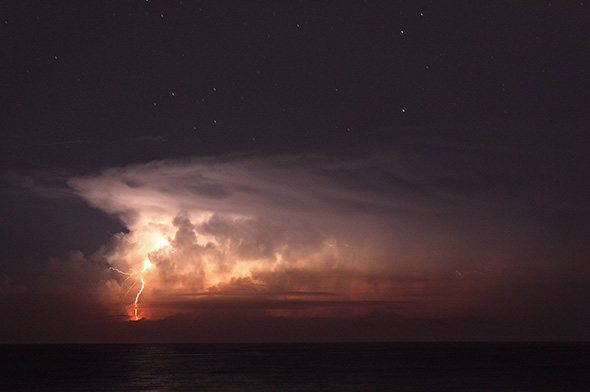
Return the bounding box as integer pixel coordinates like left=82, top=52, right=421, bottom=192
left=1, top=1, right=589, bottom=343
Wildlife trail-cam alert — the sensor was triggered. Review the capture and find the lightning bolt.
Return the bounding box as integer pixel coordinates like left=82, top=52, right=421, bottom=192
left=133, top=259, right=152, bottom=320
left=109, top=259, right=152, bottom=321
left=134, top=277, right=145, bottom=321
left=108, top=266, right=131, bottom=276
left=106, top=232, right=170, bottom=320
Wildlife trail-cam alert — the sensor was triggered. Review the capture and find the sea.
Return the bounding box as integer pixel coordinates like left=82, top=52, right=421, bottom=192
left=1, top=342, right=589, bottom=391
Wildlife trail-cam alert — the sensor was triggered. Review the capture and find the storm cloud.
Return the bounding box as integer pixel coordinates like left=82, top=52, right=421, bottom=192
left=56, top=139, right=589, bottom=324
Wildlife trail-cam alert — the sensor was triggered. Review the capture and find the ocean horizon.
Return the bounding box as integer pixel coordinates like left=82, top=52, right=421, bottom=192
left=2, top=341, right=589, bottom=391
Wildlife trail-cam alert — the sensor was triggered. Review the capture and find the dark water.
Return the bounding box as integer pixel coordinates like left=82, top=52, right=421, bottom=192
left=1, top=342, right=589, bottom=391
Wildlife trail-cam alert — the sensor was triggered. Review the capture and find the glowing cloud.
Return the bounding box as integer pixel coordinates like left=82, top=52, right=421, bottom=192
left=66, top=153, right=549, bottom=320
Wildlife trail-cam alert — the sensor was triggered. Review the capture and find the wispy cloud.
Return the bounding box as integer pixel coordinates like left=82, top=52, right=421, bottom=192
left=45, top=140, right=91, bottom=146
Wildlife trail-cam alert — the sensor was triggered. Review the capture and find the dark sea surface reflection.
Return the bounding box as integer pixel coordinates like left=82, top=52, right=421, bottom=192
left=2, top=342, right=589, bottom=391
